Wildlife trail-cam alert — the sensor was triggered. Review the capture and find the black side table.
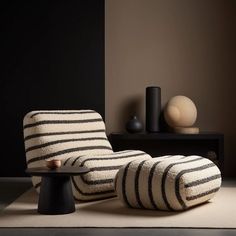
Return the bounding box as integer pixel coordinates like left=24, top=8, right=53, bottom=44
left=109, top=132, right=224, bottom=173
left=26, top=166, right=89, bottom=215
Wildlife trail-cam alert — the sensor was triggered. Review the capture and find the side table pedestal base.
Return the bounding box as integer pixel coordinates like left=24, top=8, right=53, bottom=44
left=38, top=176, right=75, bottom=215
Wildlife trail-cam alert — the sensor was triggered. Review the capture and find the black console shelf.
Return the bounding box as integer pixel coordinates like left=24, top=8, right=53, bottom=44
left=109, top=132, right=224, bottom=173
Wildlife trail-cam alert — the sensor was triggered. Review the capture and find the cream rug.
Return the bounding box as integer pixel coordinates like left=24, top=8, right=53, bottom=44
left=0, top=182, right=236, bottom=228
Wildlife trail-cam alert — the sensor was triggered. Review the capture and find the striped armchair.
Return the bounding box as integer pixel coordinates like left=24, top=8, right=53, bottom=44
left=23, top=110, right=151, bottom=201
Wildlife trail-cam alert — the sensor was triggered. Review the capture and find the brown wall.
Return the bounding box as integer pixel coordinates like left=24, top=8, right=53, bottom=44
left=105, top=0, right=236, bottom=176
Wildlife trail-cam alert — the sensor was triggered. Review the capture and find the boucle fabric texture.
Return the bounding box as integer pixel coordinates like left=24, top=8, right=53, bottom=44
left=115, top=155, right=221, bottom=211
left=63, top=150, right=151, bottom=201
left=23, top=110, right=151, bottom=200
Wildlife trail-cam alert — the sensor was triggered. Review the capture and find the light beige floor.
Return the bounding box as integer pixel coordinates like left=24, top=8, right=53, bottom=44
left=0, top=180, right=236, bottom=228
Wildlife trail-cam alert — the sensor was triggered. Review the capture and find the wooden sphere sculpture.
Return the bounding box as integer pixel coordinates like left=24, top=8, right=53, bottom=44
left=164, top=95, right=199, bottom=134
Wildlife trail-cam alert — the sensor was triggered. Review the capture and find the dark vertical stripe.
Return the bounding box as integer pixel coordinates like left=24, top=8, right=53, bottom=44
left=122, top=162, right=132, bottom=208
left=161, top=157, right=203, bottom=210
left=72, top=156, right=82, bottom=166
left=135, top=160, right=146, bottom=208
left=63, top=157, right=72, bottom=166
left=148, top=161, right=162, bottom=209
left=175, top=163, right=216, bottom=209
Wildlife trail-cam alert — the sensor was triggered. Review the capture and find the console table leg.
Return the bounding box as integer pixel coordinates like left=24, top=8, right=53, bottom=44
left=38, top=176, right=75, bottom=215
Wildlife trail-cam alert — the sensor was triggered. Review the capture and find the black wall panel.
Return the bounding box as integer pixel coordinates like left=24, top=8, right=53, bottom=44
left=0, top=0, right=105, bottom=176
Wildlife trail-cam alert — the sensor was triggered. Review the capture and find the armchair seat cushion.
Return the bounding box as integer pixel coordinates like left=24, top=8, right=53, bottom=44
left=115, top=155, right=221, bottom=211
left=64, top=150, right=152, bottom=201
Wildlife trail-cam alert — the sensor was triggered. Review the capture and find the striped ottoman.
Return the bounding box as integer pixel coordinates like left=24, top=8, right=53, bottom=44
left=115, top=155, right=221, bottom=211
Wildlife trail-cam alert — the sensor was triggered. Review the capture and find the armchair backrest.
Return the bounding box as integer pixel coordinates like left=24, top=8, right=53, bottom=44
left=23, top=110, right=113, bottom=168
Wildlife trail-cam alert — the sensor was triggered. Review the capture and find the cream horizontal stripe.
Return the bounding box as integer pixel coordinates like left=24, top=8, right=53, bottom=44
left=188, top=187, right=220, bottom=200
left=82, top=169, right=119, bottom=181
left=23, top=122, right=105, bottom=136
left=25, top=132, right=108, bottom=148
left=80, top=156, right=149, bottom=169
left=29, top=110, right=96, bottom=118
left=186, top=191, right=219, bottom=208
left=171, top=157, right=210, bottom=170
left=72, top=185, right=115, bottom=201
left=28, top=161, right=46, bottom=168
left=26, top=110, right=94, bottom=117
left=74, top=150, right=144, bottom=163
left=26, top=139, right=111, bottom=156
left=81, top=150, right=146, bottom=159
left=73, top=177, right=113, bottom=193
left=183, top=165, right=221, bottom=186
left=23, top=119, right=103, bottom=130
left=63, top=151, right=133, bottom=167
left=156, top=155, right=184, bottom=161
left=72, top=177, right=113, bottom=194
left=24, top=129, right=107, bottom=141
left=79, top=154, right=149, bottom=168
left=67, top=150, right=132, bottom=164
left=80, top=155, right=150, bottom=170
left=24, top=109, right=97, bottom=117
left=27, top=148, right=113, bottom=165
left=186, top=178, right=221, bottom=198
left=25, top=137, right=109, bottom=153
left=24, top=112, right=101, bottom=124
left=185, top=174, right=221, bottom=188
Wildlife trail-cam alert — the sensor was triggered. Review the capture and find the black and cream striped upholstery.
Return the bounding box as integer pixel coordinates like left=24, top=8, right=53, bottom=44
left=23, top=110, right=151, bottom=200
left=115, top=155, right=221, bottom=211
left=64, top=150, right=151, bottom=201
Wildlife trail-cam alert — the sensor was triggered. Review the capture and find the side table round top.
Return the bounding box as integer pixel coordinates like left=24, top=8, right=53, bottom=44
left=26, top=166, right=90, bottom=177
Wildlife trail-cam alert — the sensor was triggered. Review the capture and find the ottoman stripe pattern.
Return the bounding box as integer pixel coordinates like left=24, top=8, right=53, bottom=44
left=115, top=155, right=221, bottom=211
left=64, top=150, right=151, bottom=201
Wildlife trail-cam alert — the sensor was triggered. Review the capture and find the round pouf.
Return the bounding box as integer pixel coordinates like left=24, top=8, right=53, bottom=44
left=115, top=156, right=221, bottom=211
left=164, top=96, right=197, bottom=128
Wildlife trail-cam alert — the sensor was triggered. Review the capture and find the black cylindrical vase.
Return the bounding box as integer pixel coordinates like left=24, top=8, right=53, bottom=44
left=146, top=86, right=161, bottom=132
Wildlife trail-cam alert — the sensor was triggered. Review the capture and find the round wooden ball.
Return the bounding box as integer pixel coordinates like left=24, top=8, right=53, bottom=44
left=164, top=95, right=197, bottom=128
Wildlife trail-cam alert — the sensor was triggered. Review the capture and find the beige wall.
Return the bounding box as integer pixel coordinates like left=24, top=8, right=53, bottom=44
left=105, top=0, right=236, bottom=176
